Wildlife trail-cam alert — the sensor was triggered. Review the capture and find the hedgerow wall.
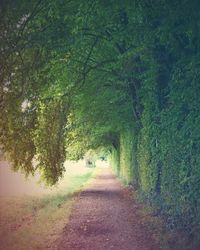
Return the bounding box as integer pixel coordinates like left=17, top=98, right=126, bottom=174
left=110, top=60, right=200, bottom=235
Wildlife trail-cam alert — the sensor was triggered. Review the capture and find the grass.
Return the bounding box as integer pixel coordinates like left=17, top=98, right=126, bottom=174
left=0, top=163, right=96, bottom=250
left=137, top=200, right=200, bottom=250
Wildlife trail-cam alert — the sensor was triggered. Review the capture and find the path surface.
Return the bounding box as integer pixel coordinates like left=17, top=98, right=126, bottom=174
left=56, top=168, right=161, bottom=250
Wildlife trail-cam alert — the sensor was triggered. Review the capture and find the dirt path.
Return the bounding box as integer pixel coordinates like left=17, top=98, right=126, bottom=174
left=56, top=168, right=161, bottom=250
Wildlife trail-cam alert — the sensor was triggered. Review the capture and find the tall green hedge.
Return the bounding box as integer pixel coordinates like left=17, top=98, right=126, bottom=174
left=112, top=56, right=200, bottom=236
left=119, top=127, right=134, bottom=184
left=2, top=0, right=200, bottom=242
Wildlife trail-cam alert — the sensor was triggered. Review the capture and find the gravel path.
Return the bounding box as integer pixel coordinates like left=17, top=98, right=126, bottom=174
left=56, top=168, right=161, bottom=250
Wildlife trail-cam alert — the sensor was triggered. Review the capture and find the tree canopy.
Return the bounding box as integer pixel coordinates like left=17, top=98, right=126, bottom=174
left=1, top=0, right=140, bottom=184
left=1, top=0, right=200, bottom=239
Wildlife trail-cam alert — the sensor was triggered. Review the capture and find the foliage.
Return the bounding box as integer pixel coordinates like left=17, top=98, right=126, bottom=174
left=1, top=0, right=200, bottom=242
left=34, top=98, right=68, bottom=185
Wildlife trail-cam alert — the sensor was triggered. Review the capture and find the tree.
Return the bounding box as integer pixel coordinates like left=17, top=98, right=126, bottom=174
left=1, top=1, right=200, bottom=240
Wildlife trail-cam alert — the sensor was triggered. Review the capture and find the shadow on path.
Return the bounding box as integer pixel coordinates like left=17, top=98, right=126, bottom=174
left=56, top=168, right=161, bottom=250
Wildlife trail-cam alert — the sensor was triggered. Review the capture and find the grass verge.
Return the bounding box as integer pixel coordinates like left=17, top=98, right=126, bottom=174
left=0, top=164, right=96, bottom=250
left=137, top=199, right=200, bottom=250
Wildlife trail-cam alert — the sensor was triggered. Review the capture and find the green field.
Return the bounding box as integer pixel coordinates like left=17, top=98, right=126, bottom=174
left=0, top=163, right=95, bottom=250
